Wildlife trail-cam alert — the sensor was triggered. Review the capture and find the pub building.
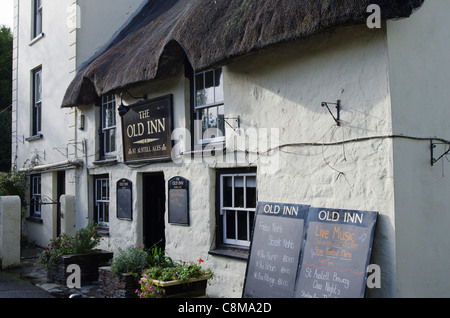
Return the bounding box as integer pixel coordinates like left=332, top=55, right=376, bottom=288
left=14, top=0, right=450, bottom=297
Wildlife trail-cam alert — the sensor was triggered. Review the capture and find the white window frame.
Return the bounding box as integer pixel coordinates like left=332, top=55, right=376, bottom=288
left=101, top=95, right=116, bottom=156
left=95, top=177, right=110, bottom=226
left=219, top=172, right=257, bottom=247
left=33, top=0, right=43, bottom=38
left=33, top=68, right=42, bottom=135
left=194, top=68, right=225, bottom=145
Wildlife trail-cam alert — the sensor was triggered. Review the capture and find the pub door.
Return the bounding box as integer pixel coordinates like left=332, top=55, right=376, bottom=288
left=142, top=173, right=166, bottom=250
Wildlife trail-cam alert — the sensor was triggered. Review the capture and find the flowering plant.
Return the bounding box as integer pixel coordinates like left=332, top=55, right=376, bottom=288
left=36, top=223, right=101, bottom=270
left=136, top=258, right=214, bottom=298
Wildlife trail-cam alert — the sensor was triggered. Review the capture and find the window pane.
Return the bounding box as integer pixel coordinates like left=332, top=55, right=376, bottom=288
left=222, top=176, right=233, bottom=207
left=234, top=177, right=244, bottom=207
left=249, top=211, right=255, bottom=237
left=218, top=105, right=225, bottom=136
left=35, top=71, right=42, bottom=102
left=101, top=180, right=109, bottom=200
left=225, top=211, right=236, bottom=240
left=204, top=70, right=215, bottom=105
left=201, top=108, right=208, bottom=137
left=109, top=129, right=116, bottom=153
left=103, top=203, right=109, bottom=223
left=237, top=212, right=248, bottom=241
left=195, top=73, right=205, bottom=106
left=246, top=176, right=257, bottom=208
left=214, top=68, right=224, bottom=102
left=207, top=106, right=218, bottom=129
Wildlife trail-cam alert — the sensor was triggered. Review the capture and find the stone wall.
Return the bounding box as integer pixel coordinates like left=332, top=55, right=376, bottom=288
left=98, top=266, right=139, bottom=298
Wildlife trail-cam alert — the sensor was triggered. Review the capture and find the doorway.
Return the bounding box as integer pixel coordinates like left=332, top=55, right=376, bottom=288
left=142, top=173, right=166, bottom=250
left=56, top=171, right=65, bottom=237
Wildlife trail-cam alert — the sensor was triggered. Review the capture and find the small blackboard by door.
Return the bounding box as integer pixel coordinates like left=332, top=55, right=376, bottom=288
left=117, top=179, right=132, bottom=220
left=243, top=202, right=310, bottom=298
left=168, top=176, right=189, bottom=225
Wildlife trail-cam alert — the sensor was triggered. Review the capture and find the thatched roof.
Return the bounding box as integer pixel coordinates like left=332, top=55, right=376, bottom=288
left=62, top=0, right=424, bottom=108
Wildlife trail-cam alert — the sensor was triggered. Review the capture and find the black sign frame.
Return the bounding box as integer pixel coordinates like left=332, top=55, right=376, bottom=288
left=121, top=94, right=173, bottom=164
left=116, top=178, right=133, bottom=220
left=168, top=176, right=189, bottom=226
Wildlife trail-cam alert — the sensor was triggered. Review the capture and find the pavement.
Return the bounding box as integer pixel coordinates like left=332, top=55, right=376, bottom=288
left=0, top=245, right=101, bottom=298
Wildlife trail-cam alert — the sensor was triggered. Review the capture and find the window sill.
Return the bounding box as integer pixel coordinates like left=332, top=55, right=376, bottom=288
left=93, top=157, right=117, bottom=165
left=29, top=33, right=45, bottom=46
left=209, top=246, right=249, bottom=261
left=26, top=216, right=43, bottom=224
left=26, top=134, right=43, bottom=142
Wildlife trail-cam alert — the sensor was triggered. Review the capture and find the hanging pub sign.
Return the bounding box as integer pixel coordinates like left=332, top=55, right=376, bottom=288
left=168, top=176, right=189, bottom=225
left=295, top=207, right=378, bottom=298
left=121, top=94, right=173, bottom=163
left=117, top=178, right=132, bottom=220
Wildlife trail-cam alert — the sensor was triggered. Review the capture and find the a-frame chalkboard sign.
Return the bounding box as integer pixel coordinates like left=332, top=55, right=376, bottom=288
left=243, top=202, right=310, bottom=298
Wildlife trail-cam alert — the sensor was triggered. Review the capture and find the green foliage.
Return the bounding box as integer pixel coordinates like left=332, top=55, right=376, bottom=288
left=36, top=234, right=74, bottom=270
left=143, top=258, right=213, bottom=282
left=0, top=169, right=27, bottom=203
left=147, top=245, right=173, bottom=268
left=110, top=245, right=149, bottom=277
left=72, top=222, right=102, bottom=254
left=36, top=223, right=102, bottom=270
left=0, top=110, right=11, bottom=171
left=0, top=26, right=13, bottom=171
left=137, top=257, right=214, bottom=298
left=0, top=26, right=12, bottom=111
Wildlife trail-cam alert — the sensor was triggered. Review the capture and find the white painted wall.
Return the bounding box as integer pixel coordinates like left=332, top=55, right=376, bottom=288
left=387, top=0, right=450, bottom=297
left=222, top=25, right=395, bottom=298
left=76, top=0, right=146, bottom=68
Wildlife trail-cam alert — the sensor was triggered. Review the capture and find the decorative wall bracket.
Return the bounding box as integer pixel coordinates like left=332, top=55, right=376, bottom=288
left=430, top=140, right=450, bottom=166
left=321, top=100, right=341, bottom=126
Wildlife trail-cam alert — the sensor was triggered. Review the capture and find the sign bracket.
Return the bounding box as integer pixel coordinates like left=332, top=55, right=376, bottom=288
left=430, top=140, right=450, bottom=166
left=321, top=100, right=341, bottom=126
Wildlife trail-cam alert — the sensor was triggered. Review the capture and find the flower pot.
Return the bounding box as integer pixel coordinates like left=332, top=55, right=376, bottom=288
left=142, top=275, right=210, bottom=298
left=47, top=250, right=113, bottom=286
left=98, top=266, right=140, bottom=298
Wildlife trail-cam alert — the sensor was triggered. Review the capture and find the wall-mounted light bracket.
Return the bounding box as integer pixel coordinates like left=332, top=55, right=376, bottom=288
left=321, top=100, right=341, bottom=126
left=430, top=140, right=450, bottom=166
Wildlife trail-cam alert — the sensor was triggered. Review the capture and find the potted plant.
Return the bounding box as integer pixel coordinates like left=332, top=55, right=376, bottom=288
left=98, top=245, right=149, bottom=298
left=137, top=257, right=214, bottom=298
left=36, top=223, right=113, bottom=286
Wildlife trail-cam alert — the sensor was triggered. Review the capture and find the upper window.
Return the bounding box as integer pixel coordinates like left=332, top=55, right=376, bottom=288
left=100, top=95, right=116, bottom=157
left=194, top=68, right=225, bottom=145
left=32, top=67, right=42, bottom=136
left=217, top=169, right=257, bottom=249
left=30, top=174, right=41, bottom=217
left=33, top=0, right=43, bottom=38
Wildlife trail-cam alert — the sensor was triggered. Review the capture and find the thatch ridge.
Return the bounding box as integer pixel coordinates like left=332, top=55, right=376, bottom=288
left=62, top=0, right=424, bottom=108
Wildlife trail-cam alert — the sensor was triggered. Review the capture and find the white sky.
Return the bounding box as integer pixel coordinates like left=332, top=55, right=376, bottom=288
left=0, top=0, right=14, bottom=28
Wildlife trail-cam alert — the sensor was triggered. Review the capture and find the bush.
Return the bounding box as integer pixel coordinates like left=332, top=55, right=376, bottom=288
left=137, top=258, right=214, bottom=298
left=0, top=169, right=27, bottom=204
left=110, top=245, right=149, bottom=277
left=36, top=223, right=102, bottom=270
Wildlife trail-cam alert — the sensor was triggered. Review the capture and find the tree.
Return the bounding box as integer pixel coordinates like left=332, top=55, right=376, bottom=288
left=0, top=26, right=12, bottom=171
